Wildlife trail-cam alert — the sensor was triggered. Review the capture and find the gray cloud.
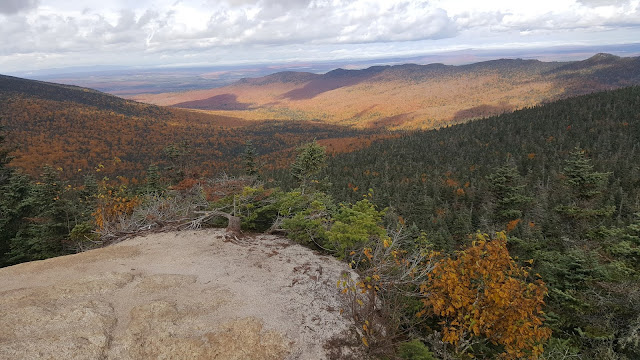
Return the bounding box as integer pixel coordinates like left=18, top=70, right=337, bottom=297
left=0, top=0, right=39, bottom=15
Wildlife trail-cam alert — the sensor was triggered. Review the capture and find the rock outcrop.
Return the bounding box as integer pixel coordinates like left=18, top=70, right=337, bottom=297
left=0, top=230, right=356, bottom=359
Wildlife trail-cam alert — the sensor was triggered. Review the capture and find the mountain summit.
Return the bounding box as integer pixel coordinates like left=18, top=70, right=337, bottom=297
left=0, top=230, right=356, bottom=359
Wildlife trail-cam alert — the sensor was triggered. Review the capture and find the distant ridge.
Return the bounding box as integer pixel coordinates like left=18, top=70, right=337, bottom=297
left=137, top=53, right=640, bottom=129
left=0, top=74, right=167, bottom=117
left=237, top=71, right=318, bottom=85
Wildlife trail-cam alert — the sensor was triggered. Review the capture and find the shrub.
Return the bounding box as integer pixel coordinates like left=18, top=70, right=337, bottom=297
left=398, top=339, right=436, bottom=360
left=328, top=199, right=388, bottom=259
left=420, top=232, right=551, bottom=359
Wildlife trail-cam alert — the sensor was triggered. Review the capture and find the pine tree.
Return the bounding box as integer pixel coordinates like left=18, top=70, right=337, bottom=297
left=144, top=163, right=163, bottom=193
left=0, top=173, right=32, bottom=267
left=242, top=140, right=260, bottom=177
left=8, top=166, right=72, bottom=263
left=0, top=125, right=12, bottom=185
left=554, top=149, right=615, bottom=239
left=562, top=148, right=609, bottom=201
left=290, top=140, right=327, bottom=193
left=163, top=141, right=191, bottom=184
left=0, top=126, right=30, bottom=266
left=486, top=164, right=533, bottom=225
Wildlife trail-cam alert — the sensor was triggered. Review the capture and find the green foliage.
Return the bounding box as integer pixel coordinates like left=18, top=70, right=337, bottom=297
left=69, top=222, right=99, bottom=249
left=397, top=339, right=436, bottom=360
left=279, top=190, right=333, bottom=247
left=163, top=141, right=191, bottom=184
left=0, top=127, right=32, bottom=266
left=242, top=140, right=260, bottom=177
left=554, top=148, right=615, bottom=239
left=144, top=163, right=163, bottom=194
left=307, top=87, right=640, bottom=358
left=562, top=148, right=610, bottom=200
left=0, top=125, right=12, bottom=179
left=0, top=173, right=32, bottom=266
left=290, top=140, right=327, bottom=192
left=541, top=338, right=581, bottom=359
left=8, top=167, right=73, bottom=263
left=486, top=164, right=532, bottom=223
left=235, top=185, right=281, bottom=232
left=0, top=163, right=99, bottom=266
left=327, top=199, right=389, bottom=258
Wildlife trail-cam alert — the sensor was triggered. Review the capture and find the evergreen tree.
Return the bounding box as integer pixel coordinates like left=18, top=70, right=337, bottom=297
left=144, top=163, right=163, bottom=193
left=242, top=140, right=260, bottom=177
left=0, top=125, right=11, bottom=184
left=163, top=141, right=191, bottom=184
left=291, top=140, right=327, bottom=193
left=554, top=148, right=615, bottom=239
left=8, top=166, right=73, bottom=263
left=0, top=126, right=31, bottom=266
left=486, top=164, right=532, bottom=224
left=0, top=173, right=31, bottom=267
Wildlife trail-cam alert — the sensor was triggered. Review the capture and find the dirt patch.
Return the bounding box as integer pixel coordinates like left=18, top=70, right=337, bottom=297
left=0, top=229, right=356, bottom=359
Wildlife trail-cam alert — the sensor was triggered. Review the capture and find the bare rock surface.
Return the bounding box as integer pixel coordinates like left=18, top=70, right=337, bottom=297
left=0, top=229, right=355, bottom=359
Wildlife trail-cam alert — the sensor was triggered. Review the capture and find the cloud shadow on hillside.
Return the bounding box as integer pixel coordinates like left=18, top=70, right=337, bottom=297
left=173, top=94, right=251, bottom=110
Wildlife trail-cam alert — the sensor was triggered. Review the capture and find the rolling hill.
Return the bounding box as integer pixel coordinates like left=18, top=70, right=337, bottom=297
left=0, top=75, right=381, bottom=181
left=135, top=53, right=640, bottom=129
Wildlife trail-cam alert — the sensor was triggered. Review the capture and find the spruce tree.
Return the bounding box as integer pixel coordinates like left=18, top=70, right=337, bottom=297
left=291, top=140, right=327, bottom=193
left=554, top=148, right=615, bottom=239
left=144, top=163, right=163, bottom=193
left=8, top=166, right=71, bottom=263
left=242, top=140, right=260, bottom=177
left=486, top=164, right=532, bottom=224
left=0, top=125, right=12, bottom=184
left=0, top=126, right=19, bottom=266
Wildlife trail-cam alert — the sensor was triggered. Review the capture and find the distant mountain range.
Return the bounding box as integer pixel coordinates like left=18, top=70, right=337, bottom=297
left=134, top=53, right=640, bottom=129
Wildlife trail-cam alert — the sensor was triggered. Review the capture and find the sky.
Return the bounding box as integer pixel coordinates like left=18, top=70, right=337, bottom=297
left=1, top=0, right=639, bottom=72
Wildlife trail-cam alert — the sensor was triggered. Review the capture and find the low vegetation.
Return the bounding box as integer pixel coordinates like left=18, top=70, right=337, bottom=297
left=0, top=133, right=554, bottom=359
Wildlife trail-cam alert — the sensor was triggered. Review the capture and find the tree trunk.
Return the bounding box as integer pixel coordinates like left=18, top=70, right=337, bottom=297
left=226, top=215, right=241, bottom=234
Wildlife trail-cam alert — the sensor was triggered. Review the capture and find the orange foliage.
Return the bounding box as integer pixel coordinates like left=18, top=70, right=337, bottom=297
left=93, top=183, right=141, bottom=230
left=506, top=218, right=521, bottom=232
left=420, top=232, right=550, bottom=359
left=172, top=177, right=201, bottom=191
left=445, top=178, right=459, bottom=187
left=435, top=208, right=447, bottom=217
left=137, top=60, right=571, bottom=130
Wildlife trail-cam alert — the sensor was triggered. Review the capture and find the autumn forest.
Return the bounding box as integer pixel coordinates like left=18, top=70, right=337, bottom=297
left=1, top=55, right=640, bottom=359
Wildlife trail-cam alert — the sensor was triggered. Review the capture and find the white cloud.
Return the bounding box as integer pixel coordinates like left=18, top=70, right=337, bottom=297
left=0, top=0, right=639, bottom=72
left=577, top=0, right=631, bottom=7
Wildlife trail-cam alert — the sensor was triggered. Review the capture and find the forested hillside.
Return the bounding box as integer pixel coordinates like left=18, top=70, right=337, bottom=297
left=0, top=75, right=381, bottom=181
left=2, top=72, right=640, bottom=358
left=323, top=86, right=640, bottom=234
left=298, top=86, right=640, bottom=358
left=136, top=53, right=640, bottom=129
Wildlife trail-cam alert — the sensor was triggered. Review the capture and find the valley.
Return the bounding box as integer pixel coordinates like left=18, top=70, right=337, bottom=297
left=135, top=53, right=640, bottom=129
left=2, top=53, right=640, bottom=360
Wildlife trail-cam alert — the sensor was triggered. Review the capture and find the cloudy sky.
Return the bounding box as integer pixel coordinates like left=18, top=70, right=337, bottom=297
left=1, top=0, right=639, bottom=72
